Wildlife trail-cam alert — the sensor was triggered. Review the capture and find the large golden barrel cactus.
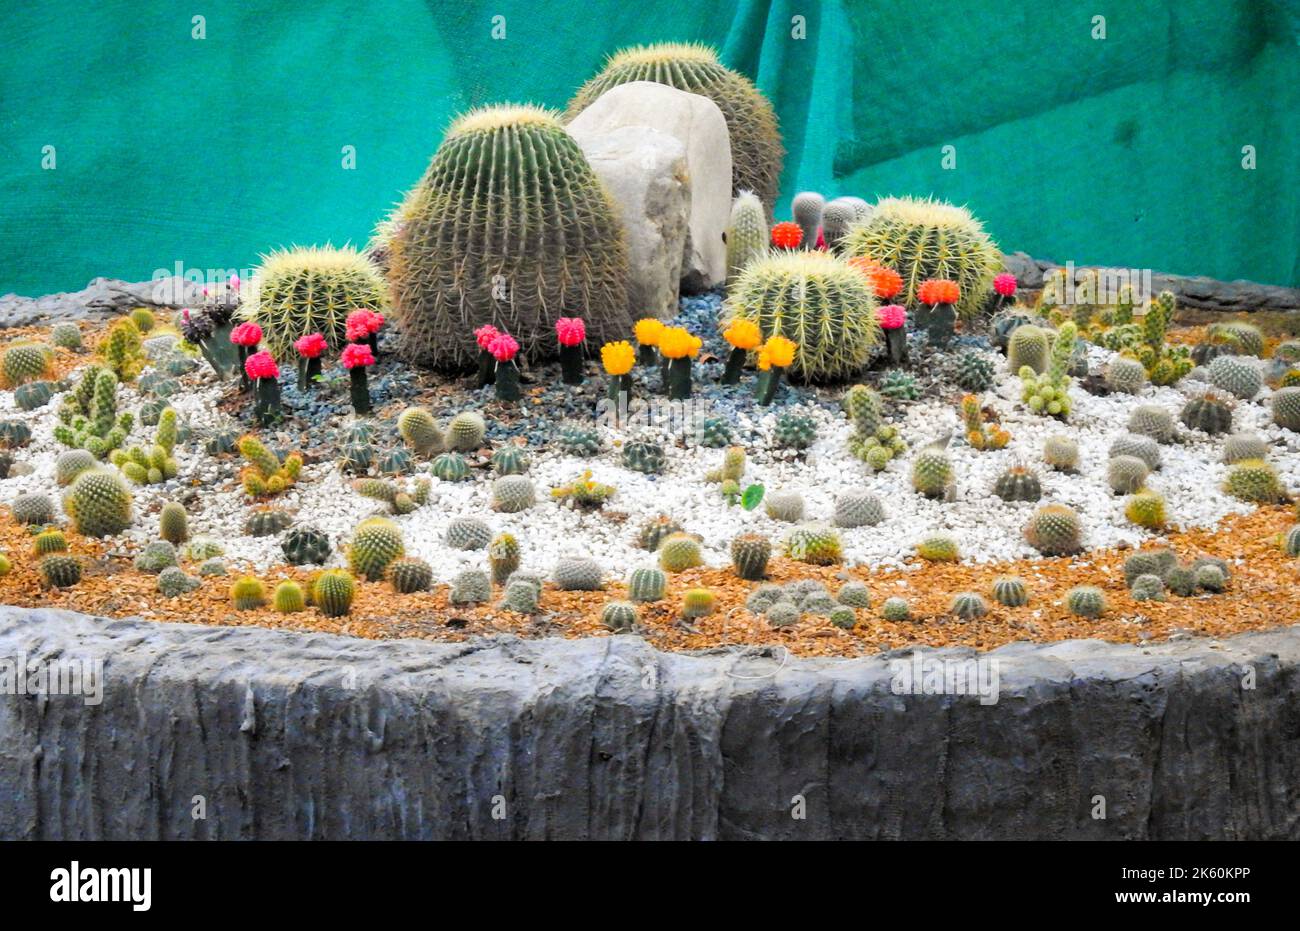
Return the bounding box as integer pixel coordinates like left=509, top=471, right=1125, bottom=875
left=388, top=104, right=630, bottom=369
left=565, top=42, right=784, bottom=211
left=842, top=196, right=1002, bottom=320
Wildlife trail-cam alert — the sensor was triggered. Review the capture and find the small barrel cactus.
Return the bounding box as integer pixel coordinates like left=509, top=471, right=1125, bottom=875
left=1127, top=404, right=1176, bottom=444
left=377, top=447, right=414, bottom=477
left=730, top=532, right=771, bottom=580
left=555, top=421, right=603, bottom=457
left=134, top=540, right=178, bottom=573
left=314, top=570, right=356, bottom=617
left=449, top=569, right=492, bottom=604
left=281, top=526, right=331, bottom=565
left=697, top=415, right=735, bottom=448
left=1224, top=459, right=1283, bottom=503
left=14, top=380, right=55, bottom=412
left=950, top=592, right=988, bottom=619
left=637, top=514, right=683, bottom=551
left=745, top=583, right=786, bottom=614
left=389, top=557, right=433, bottom=593
left=1125, top=489, right=1168, bottom=530
left=1109, top=433, right=1161, bottom=470
left=1130, top=573, right=1166, bottom=601
left=397, top=406, right=444, bottom=456
left=681, top=588, right=716, bottom=619
left=491, top=445, right=530, bottom=476
left=833, top=488, right=885, bottom=528
left=1007, top=325, right=1050, bottom=374
left=991, top=576, right=1029, bottom=607
left=1272, top=387, right=1300, bottom=431
left=1208, top=355, right=1262, bottom=400
left=230, top=576, right=267, bottom=611
left=1042, top=435, right=1079, bottom=472
left=772, top=410, right=818, bottom=450
left=1195, top=563, right=1228, bottom=593
left=658, top=533, right=703, bottom=573
left=552, top=555, right=605, bottom=591
left=621, top=438, right=666, bottom=474
left=766, top=601, right=801, bottom=628
left=32, top=529, right=68, bottom=556
left=1123, top=548, right=1177, bottom=586
left=829, top=605, right=857, bottom=629
left=1107, top=455, right=1150, bottom=495
left=784, top=524, right=842, bottom=565
left=445, top=516, right=492, bottom=550
left=348, top=517, right=405, bottom=581
left=244, top=508, right=292, bottom=538
left=157, top=566, right=200, bottom=598
left=764, top=490, right=805, bottom=523
left=274, top=580, right=306, bottom=613
left=1105, top=356, right=1148, bottom=394
left=1065, top=585, right=1106, bottom=618
left=446, top=411, right=487, bottom=451
left=11, top=493, right=55, bottom=526
left=63, top=469, right=133, bottom=537
left=881, top=596, right=911, bottom=622
left=951, top=351, right=995, bottom=392
left=488, top=533, right=521, bottom=585
left=601, top=600, right=639, bottom=632
left=1025, top=504, right=1083, bottom=556
left=39, top=554, right=83, bottom=588
left=492, top=475, right=536, bottom=513
left=916, top=532, right=959, bottom=562
left=911, top=444, right=952, bottom=498
left=993, top=465, right=1042, bottom=503
left=430, top=451, right=470, bottom=481
left=51, top=322, right=83, bottom=350
left=1164, top=564, right=1197, bottom=597
left=1282, top=524, right=1300, bottom=557
left=1222, top=433, right=1268, bottom=464
left=158, top=502, right=190, bottom=544
left=55, top=449, right=98, bottom=486
left=836, top=581, right=871, bottom=608
left=501, top=578, right=541, bottom=614
left=1180, top=391, right=1234, bottom=436
left=627, top=566, right=667, bottom=603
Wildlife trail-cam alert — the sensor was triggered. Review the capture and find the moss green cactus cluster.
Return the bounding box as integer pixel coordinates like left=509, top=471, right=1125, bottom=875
left=110, top=407, right=179, bottom=485
left=238, top=435, right=302, bottom=497
left=1019, top=322, right=1077, bottom=418
left=52, top=365, right=133, bottom=458
left=351, top=475, right=432, bottom=515
left=843, top=385, right=906, bottom=470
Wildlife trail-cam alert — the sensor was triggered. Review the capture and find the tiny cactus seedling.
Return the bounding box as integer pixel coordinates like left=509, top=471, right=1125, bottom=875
left=658, top=534, right=703, bottom=573
left=389, top=557, right=434, bottom=594
left=950, top=592, right=988, bottom=619
left=991, top=576, right=1029, bottom=607
left=730, top=532, right=771, bottom=580
left=230, top=576, right=267, bottom=611
left=627, top=566, right=668, bottom=603
left=601, top=601, right=639, bottom=632
left=274, top=580, right=306, bottom=613
left=1065, top=585, right=1106, bottom=618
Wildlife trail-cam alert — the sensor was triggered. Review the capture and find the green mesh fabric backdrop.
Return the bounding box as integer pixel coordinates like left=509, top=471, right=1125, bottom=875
left=2, top=0, right=1297, bottom=297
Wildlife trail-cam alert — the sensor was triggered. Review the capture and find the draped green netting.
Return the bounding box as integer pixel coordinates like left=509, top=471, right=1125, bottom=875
left=1, top=0, right=1296, bottom=297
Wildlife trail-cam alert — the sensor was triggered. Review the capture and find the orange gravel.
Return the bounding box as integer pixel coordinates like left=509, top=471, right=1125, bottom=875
left=3, top=506, right=1297, bottom=657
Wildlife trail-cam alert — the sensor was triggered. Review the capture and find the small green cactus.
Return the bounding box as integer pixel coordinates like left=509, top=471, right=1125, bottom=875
left=1122, top=549, right=1177, bottom=586
left=14, top=380, right=54, bottom=412
left=681, top=588, right=716, bottom=619
left=39, top=554, right=83, bottom=588
left=11, top=493, right=54, bottom=526
left=449, top=569, right=492, bottom=604
left=1224, top=459, right=1284, bottom=504
left=1282, top=524, right=1300, bottom=558
left=32, top=529, right=68, bottom=556
left=950, top=592, right=988, bottom=619
left=134, top=540, right=178, bottom=574
left=621, top=438, right=666, bottom=474
left=63, top=469, right=133, bottom=537
left=1180, top=392, right=1234, bottom=436
left=991, top=576, right=1029, bottom=607
left=1195, top=563, right=1228, bottom=593
left=274, top=580, right=306, bottom=613
left=50, top=323, right=83, bottom=350
left=637, top=515, right=683, bottom=552
left=1107, top=455, right=1150, bottom=495
left=765, top=601, right=801, bottom=628
left=552, top=556, right=605, bottom=591
left=491, top=445, right=530, bottom=476
left=554, top=421, right=603, bottom=457
left=158, top=502, right=189, bottom=544
left=55, top=449, right=98, bottom=486
left=389, top=557, right=433, bottom=593
left=157, top=566, right=200, bottom=598
left=951, top=351, right=995, bottom=392
left=993, top=465, right=1042, bottom=503
left=730, top=532, right=771, bottom=580
left=230, top=576, right=267, bottom=611
left=764, top=490, right=805, bottom=523
left=430, top=452, right=471, bottom=482
left=348, top=517, right=405, bottom=581
left=771, top=410, right=818, bottom=450
left=833, top=488, right=885, bottom=528
left=658, top=534, right=703, bottom=573
left=1065, top=585, right=1106, bottom=618
left=314, top=570, right=356, bottom=617
left=725, top=191, right=768, bottom=282
left=916, top=533, right=959, bottom=562
left=1130, top=574, right=1166, bottom=601
left=1042, top=435, right=1079, bottom=472
left=1007, top=325, right=1050, bottom=374
left=829, top=606, right=857, bottom=629
left=501, top=578, right=541, bottom=614
left=446, top=411, right=487, bottom=451
left=601, top=600, right=639, bottom=632
left=1127, top=404, right=1176, bottom=444
left=281, top=526, right=331, bottom=566
left=1104, top=356, right=1148, bottom=394
left=445, top=516, right=492, bottom=550
left=397, top=406, right=444, bottom=456
left=784, top=524, right=842, bottom=565
left=244, top=508, right=292, bottom=537
left=1025, top=504, right=1083, bottom=556
left=492, top=475, right=536, bottom=513
left=488, top=533, right=521, bottom=585
left=627, top=566, right=667, bottom=603
left=1272, top=387, right=1300, bottom=431
left=911, top=443, right=953, bottom=498
left=881, top=597, right=911, bottom=622
left=1110, top=432, right=1161, bottom=469
left=1222, top=433, right=1268, bottom=464
left=1208, top=355, right=1262, bottom=400
left=1125, top=489, right=1168, bottom=530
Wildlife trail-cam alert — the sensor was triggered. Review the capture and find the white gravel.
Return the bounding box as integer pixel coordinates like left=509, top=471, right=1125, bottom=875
left=3, top=345, right=1297, bottom=583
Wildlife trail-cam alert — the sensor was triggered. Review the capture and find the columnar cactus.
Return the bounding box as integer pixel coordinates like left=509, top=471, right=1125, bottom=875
left=52, top=366, right=132, bottom=458
left=791, top=191, right=824, bottom=247
left=730, top=532, right=771, bottom=580
left=63, top=470, right=133, bottom=537
left=1024, top=504, right=1083, bottom=556
left=725, top=191, right=769, bottom=283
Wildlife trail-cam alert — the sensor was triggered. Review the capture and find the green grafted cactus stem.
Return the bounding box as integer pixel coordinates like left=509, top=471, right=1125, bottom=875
left=606, top=374, right=632, bottom=404
left=253, top=377, right=281, bottom=426
left=297, top=356, right=322, bottom=390
left=495, top=361, right=522, bottom=402
left=918, top=304, right=956, bottom=349
left=637, top=344, right=657, bottom=368
left=559, top=344, right=584, bottom=385
left=476, top=348, right=496, bottom=387
left=883, top=327, right=908, bottom=365
left=721, top=347, right=747, bottom=385
left=667, top=358, right=693, bottom=401
left=755, top=367, right=784, bottom=406
left=349, top=367, right=371, bottom=415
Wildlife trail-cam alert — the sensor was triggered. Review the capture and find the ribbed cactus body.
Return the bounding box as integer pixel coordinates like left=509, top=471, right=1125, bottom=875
left=445, top=517, right=491, bottom=551
left=443, top=411, right=485, bottom=452
left=274, top=581, right=306, bottom=613
left=728, top=251, right=881, bottom=382
left=601, top=601, right=639, bottom=632
left=1107, top=455, right=1149, bottom=495
left=1123, top=549, right=1177, bottom=586
left=681, top=588, right=716, bottom=619
left=398, top=407, right=443, bottom=457
left=1128, top=404, right=1176, bottom=444
left=39, top=554, right=82, bottom=588
left=390, top=105, right=629, bottom=368
left=11, top=493, right=54, bottom=526
left=637, top=515, right=683, bottom=552
left=726, top=191, right=768, bottom=283
left=1222, top=433, right=1267, bottom=464
left=244, top=509, right=291, bottom=538
left=1130, top=574, right=1166, bottom=601
left=833, top=489, right=885, bottom=528
left=791, top=191, right=824, bottom=247
left=281, top=527, right=331, bottom=565
left=1181, top=393, right=1234, bottom=436
left=1281, top=524, right=1300, bottom=557
left=1007, top=326, right=1050, bottom=374
left=63, top=470, right=133, bottom=537
left=1025, top=504, right=1083, bottom=556
left=658, top=534, right=703, bottom=573
left=911, top=446, right=952, bottom=498
left=1125, top=490, right=1168, bottom=529
left=555, top=421, right=602, bottom=457
left=491, top=446, right=530, bottom=476
left=621, top=438, right=666, bottom=474
left=487, top=533, right=521, bottom=585
left=730, top=532, right=771, bottom=580
left=566, top=42, right=783, bottom=208
left=836, top=581, right=871, bottom=609
left=821, top=197, right=870, bottom=252
left=993, top=466, right=1042, bottom=503
left=991, top=576, right=1029, bottom=607
left=772, top=410, right=817, bottom=449
left=842, top=196, right=1000, bottom=320
left=1208, top=355, right=1262, bottom=400
left=1066, top=585, right=1106, bottom=618
left=348, top=517, right=405, bottom=581
left=32, top=529, right=67, bottom=556
left=1225, top=459, right=1283, bottom=503
left=429, top=452, right=470, bottom=482
left=314, top=570, right=355, bottom=617
left=387, top=557, right=433, bottom=593
left=552, top=556, right=605, bottom=591
left=1273, top=387, right=1300, bottom=430
left=627, top=566, right=667, bottom=603
left=2, top=341, right=54, bottom=387
left=492, top=475, right=536, bottom=513
left=952, top=351, right=995, bottom=392
left=14, top=380, right=54, bottom=412
left=230, top=576, right=266, bottom=611
left=950, top=592, right=988, bottom=619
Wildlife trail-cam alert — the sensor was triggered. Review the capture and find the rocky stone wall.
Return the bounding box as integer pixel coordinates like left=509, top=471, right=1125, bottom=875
left=2, top=607, right=1296, bottom=840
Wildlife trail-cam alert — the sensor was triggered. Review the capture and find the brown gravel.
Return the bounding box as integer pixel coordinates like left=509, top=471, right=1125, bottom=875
left=3, top=506, right=1297, bottom=657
